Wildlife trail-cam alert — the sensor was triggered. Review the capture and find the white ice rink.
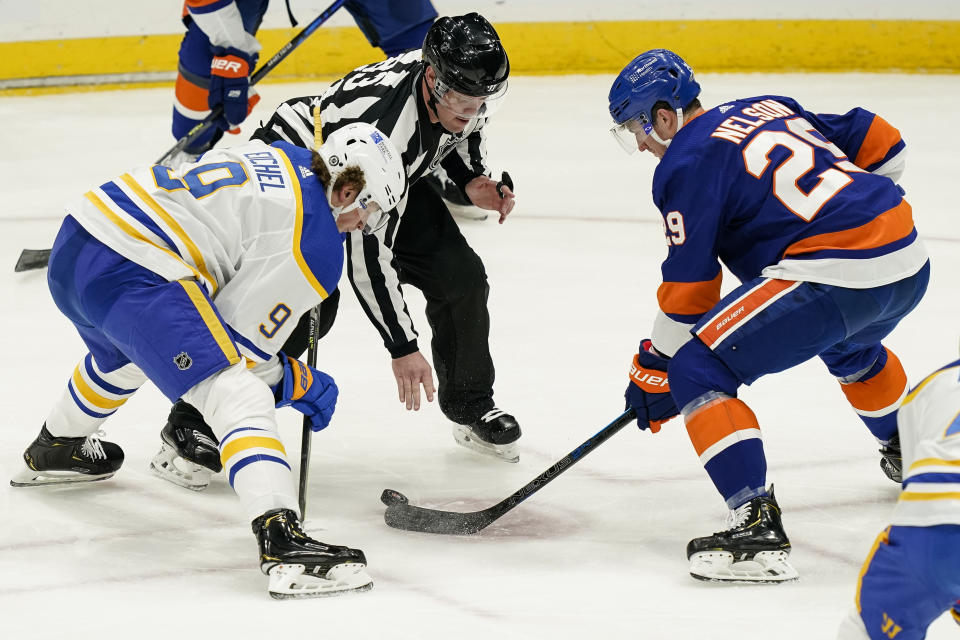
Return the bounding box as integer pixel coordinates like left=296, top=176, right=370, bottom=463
left=2, top=73, right=958, bottom=639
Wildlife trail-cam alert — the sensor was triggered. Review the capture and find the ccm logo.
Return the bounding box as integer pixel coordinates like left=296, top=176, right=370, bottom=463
left=212, top=59, right=243, bottom=73
left=630, top=365, right=669, bottom=390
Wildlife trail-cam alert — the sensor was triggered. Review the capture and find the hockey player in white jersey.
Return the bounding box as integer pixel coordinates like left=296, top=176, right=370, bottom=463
left=838, top=356, right=960, bottom=638
left=10, top=122, right=406, bottom=599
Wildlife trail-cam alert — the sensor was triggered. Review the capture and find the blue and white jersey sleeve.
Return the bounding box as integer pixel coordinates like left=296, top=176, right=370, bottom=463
left=892, top=358, right=960, bottom=527
left=184, top=0, right=260, bottom=56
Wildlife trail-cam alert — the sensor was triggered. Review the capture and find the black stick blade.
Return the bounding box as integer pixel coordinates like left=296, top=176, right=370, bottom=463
left=14, top=249, right=51, bottom=272
left=383, top=502, right=493, bottom=535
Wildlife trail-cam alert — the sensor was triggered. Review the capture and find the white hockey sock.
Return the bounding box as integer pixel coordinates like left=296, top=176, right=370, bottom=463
left=46, top=355, right=145, bottom=437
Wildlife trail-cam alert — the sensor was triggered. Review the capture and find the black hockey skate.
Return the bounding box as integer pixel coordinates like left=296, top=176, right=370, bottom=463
left=686, top=487, right=798, bottom=583
left=10, top=424, right=124, bottom=487
left=453, top=408, right=522, bottom=463
left=879, top=434, right=903, bottom=483
left=149, top=400, right=221, bottom=491
left=253, top=508, right=372, bottom=599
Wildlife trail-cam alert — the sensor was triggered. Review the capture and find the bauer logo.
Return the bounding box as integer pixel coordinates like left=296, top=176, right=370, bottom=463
left=212, top=59, right=242, bottom=74
left=173, top=352, right=193, bottom=371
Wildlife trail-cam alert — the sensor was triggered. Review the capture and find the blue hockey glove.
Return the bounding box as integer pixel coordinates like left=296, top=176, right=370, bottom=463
left=625, top=339, right=679, bottom=433
left=209, top=46, right=258, bottom=129
left=274, top=355, right=338, bottom=432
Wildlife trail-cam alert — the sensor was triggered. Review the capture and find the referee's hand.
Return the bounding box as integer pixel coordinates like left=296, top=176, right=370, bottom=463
left=465, top=175, right=516, bottom=224
left=391, top=351, right=435, bottom=411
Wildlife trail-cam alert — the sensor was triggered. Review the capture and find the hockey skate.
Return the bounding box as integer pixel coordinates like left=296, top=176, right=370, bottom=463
left=879, top=434, right=902, bottom=483
left=253, top=508, right=372, bottom=599
left=686, top=487, right=798, bottom=583
left=149, top=401, right=222, bottom=491
left=10, top=425, right=124, bottom=487
left=453, top=408, right=521, bottom=463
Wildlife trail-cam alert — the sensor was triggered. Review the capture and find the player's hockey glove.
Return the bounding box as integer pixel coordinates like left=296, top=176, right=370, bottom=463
left=209, top=46, right=259, bottom=130
left=274, top=355, right=338, bottom=432
left=625, top=339, right=679, bottom=433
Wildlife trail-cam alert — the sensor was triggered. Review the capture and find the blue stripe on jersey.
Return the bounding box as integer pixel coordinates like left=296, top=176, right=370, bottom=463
left=228, top=454, right=291, bottom=486
left=786, top=228, right=917, bottom=261
left=99, top=181, right=182, bottom=254
left=228, top=324, right=273, bottom=361
left=186, top=0, right=234, bottom=15
left=665, top=311, right=707, bottom=324
left=863, top=140, right=906, bottom=173
left=67, top=382, right=115, bottom=419
left=222, top=425, right=269, bottom=443
left=904, top=473, right=960, bottom=487
left=83, top=353, right=137, bottom=395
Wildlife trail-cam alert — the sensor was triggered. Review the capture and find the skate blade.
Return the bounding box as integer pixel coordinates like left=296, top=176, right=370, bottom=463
left=10, top=465, right=114, bottom=488
left=689, top=550, right=799, bottom=584
left=452, top=425, right=519, bottom=463
left=267, top=562, right=373, bottom=599
left=149, top=444, right=211, bottom=491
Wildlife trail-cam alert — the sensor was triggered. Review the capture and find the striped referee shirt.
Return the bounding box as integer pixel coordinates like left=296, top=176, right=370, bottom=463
left=251, top=49, right=492, bottom=357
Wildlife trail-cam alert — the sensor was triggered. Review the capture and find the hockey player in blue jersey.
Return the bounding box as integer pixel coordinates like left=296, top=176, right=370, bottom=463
left=610, top=49, right=929, bottom=583
left=9, top=123, right=406, bottom=599
left=173, top=0, right=438, bottom=162
left=837, top=357, right=960, bottom=639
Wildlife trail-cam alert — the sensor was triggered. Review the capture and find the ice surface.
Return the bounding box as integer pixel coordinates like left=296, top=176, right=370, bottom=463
left=1, top=74, right=958, bottom=639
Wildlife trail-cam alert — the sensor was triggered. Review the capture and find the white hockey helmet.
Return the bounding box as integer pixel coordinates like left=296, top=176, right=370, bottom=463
left=318, top=122, right=406, bottom=234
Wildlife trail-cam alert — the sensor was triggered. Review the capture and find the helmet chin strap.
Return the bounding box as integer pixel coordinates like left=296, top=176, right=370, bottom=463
left=649, top=108, right=685, bottom=147
left=326, top=183, right=362, bottom=218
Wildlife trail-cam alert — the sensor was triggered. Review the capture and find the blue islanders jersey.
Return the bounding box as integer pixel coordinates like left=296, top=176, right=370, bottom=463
left=66, top=139, right=344, bottom=365
left=892, top=359, right=960, bottom=527
left=650, top=96, right=927, bottom=353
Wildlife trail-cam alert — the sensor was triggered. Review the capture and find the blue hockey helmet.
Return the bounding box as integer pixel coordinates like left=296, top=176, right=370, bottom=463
left=608, top=49, right=700, bottom=153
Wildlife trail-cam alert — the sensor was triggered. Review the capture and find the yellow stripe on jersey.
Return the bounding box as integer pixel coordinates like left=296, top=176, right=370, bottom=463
left=119, top=173, right=218, bottom=294
left=900, top=491, right=960, bottom=501
left=85, top=191, right=208, bottom=283
left=220, top=435, right=287, bottom=465
left=276, top=149, right=330, bottom=300
left=71, top=364, right=128, bottom=410
left=908, top=457, right=960, bottom=472
left=902, top=365, right=960, bottom=406
left=176, top=280, right=241, bottom=365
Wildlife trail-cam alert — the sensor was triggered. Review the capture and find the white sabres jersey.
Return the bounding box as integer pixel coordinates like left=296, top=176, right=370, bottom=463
left=66, top=140, right=344, bottom=367
left=891, top=358, right=960, bottom=526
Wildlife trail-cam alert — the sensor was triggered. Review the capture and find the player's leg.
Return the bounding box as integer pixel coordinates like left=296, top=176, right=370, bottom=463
left=151, top=289, right=341, bottom=490
left=819, top=262, right=929, bottom=482
left=839, top=525, right=960, bottom=640
left=669, top=278, right=856, bottom=582
left=344, top=0, right=437, bottom=57
left=392, top=180, right=520, bottom=462
left=11, top=216, right=149, bottom=486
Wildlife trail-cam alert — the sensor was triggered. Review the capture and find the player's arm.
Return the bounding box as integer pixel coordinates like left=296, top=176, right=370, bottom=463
left=441, top=122, right=515, bottom=219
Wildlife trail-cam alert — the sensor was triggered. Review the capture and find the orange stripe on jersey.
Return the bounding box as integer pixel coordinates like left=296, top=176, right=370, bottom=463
left=839, top=348, right=908, bottom=412
left=854, top=115, right=902, bottom=169
left=685, top=397, right=760, bottom=457
left=657, top=270, right=722, bottom=316
left=175, top=73, right=209, bottom=112
left=782, top=200, right=913, bottom=257
left=696, top=279, right=798, bottom=349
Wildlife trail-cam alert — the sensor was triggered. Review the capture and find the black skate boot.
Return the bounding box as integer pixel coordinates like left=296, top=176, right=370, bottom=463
left=11, top=424, right=124, bottom=487
left=253, top=508, right=372, bottom=599
left=453, top=408, right=522, bottom=463
left=686, top=487, right=798, bottom=583
left=879, top=434, right=902, bottom=483
left=149, top=400, right=221, bottom=491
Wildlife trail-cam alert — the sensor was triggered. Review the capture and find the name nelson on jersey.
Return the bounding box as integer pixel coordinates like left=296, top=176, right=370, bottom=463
left=245, top=151, right=286, bottom=192
left=710, top=99, right=796, bottom=143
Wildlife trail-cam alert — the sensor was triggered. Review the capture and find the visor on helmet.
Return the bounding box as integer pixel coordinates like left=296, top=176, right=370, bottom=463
left=610, top=117, right=653, bottom=155
left=432, top=76, right=507, bottom=122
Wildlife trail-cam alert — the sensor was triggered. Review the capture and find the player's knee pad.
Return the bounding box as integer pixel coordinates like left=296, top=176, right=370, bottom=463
left=668, top=338, right=741, bottom=411
left=181, top=361, right=276, bottom=439
left=837, top=347, right=908, bottom=436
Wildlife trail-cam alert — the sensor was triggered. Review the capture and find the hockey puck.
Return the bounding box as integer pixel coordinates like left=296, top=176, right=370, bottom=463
left=380, top=489, right=409, bottom=506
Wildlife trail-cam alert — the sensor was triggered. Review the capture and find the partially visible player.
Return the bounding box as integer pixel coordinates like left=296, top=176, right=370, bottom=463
left=611, top=49, right=929, bottom=583
left=10, top=123, right=406, bottom=599
left=171, top=0, right=437, bottom=163
left=838, top=357, right=960, bottom=639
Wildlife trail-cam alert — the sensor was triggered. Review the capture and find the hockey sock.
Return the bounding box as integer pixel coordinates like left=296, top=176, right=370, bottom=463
left=838, top=347, right=908, bottom=442
left=685, top=397, right=767, bottom=508
left=219, top=426, right=299, bottom=521
left=45, top=355, right=145, bottom=437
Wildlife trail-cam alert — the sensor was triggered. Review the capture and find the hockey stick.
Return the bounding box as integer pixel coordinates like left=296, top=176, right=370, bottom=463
left=298, top=306, right=321, bottom=519
left=14, top=0, right=347, bottom=274
left=380, top=408, right=638, bottom=535
left=156, top=0, right=347, bottom=165
left=14, top=248, right=51, bottom=273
